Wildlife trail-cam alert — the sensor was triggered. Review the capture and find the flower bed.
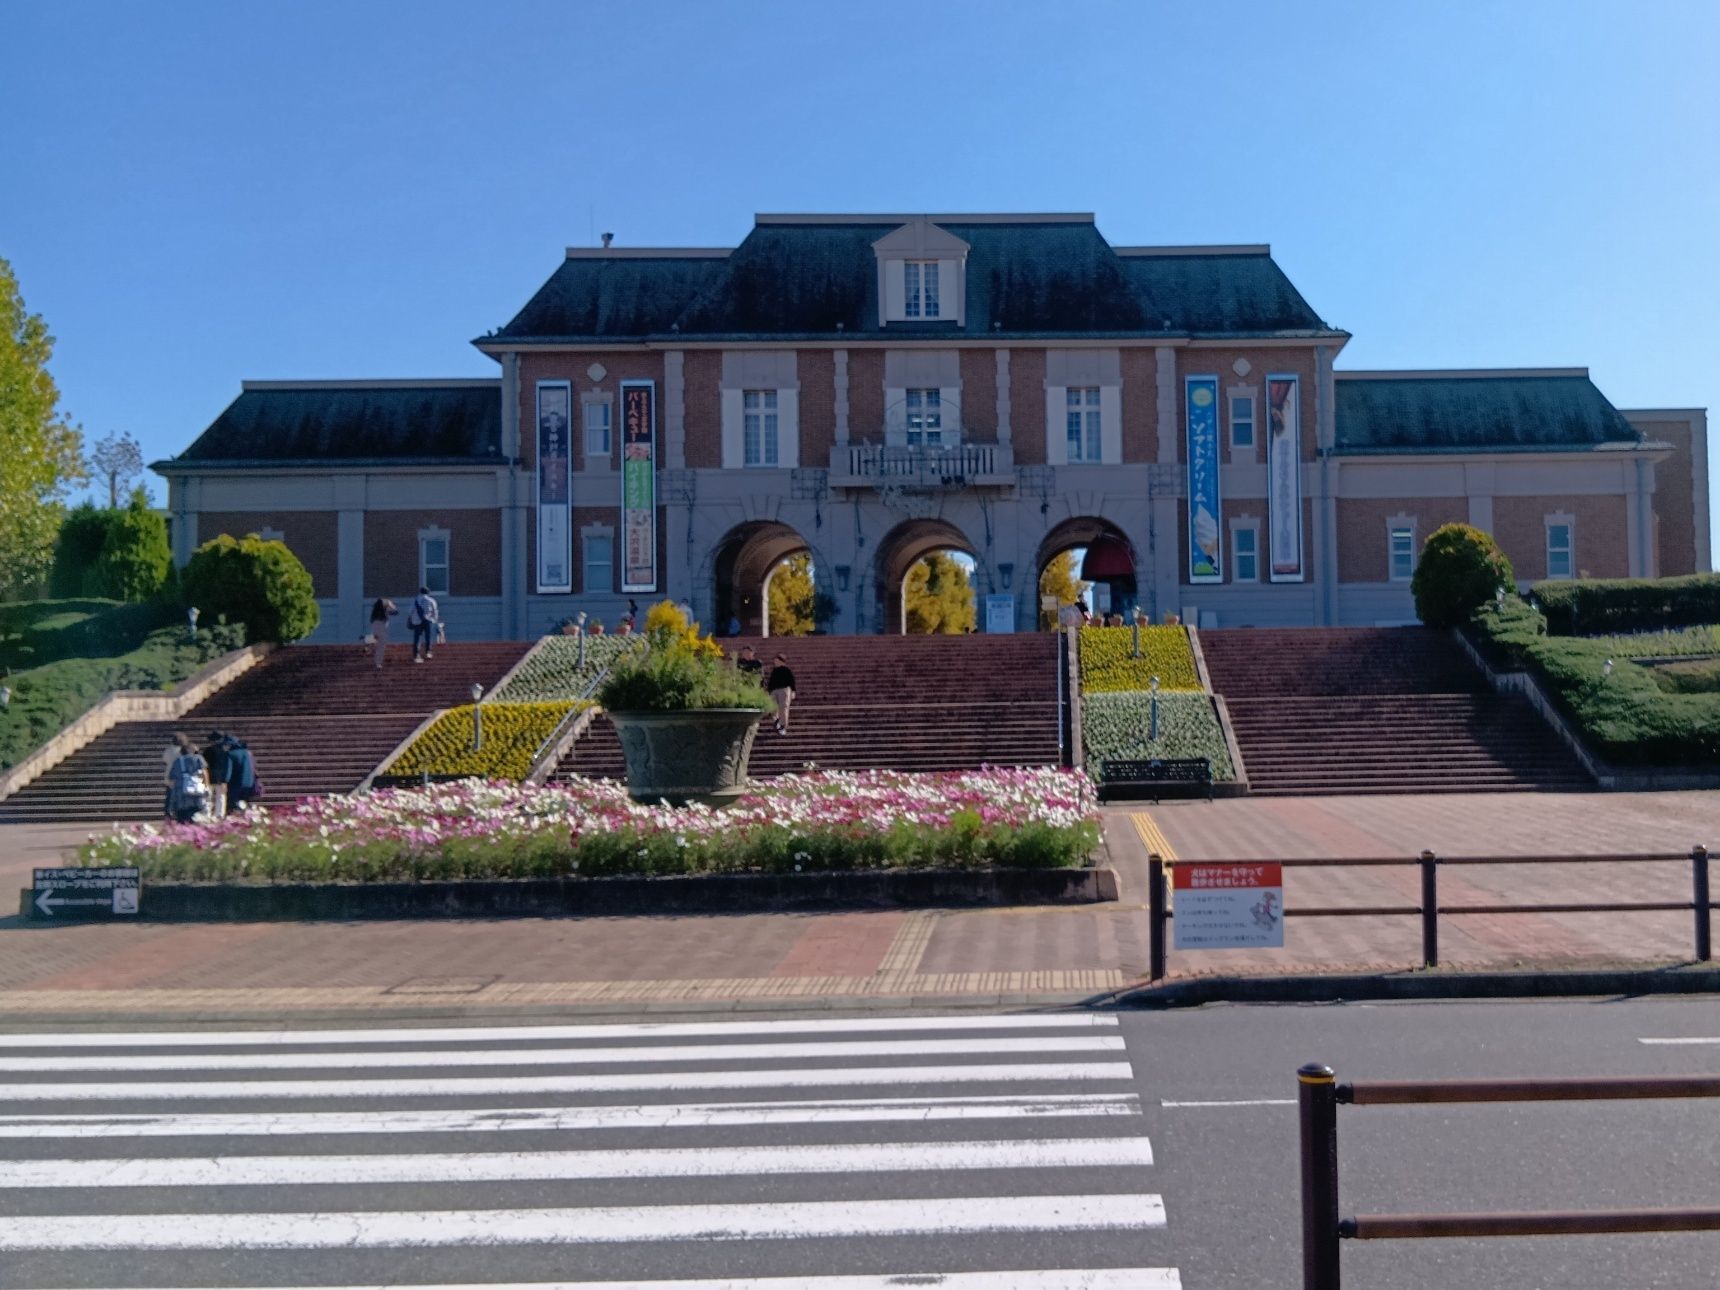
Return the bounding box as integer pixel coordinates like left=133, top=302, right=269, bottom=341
left=1082, top=690, right=1235, bottom=779
left=492, top=635, right=637, bottom=703
left=1079, top=625, right=1202, bottom=692
left=80, top=768, right=1101, bottom=882
left=384, top=702, right=583, bottom=781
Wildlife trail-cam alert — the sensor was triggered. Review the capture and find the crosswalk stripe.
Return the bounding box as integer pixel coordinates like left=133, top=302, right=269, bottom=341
left=0, top=1194, right=1168, bottom=1250
left=66, top=1273, right=1183, bottom=1289
left=0, top=1136, right=1155, bottom=1188
left=0, top=1013, right=1117, bottom=1049
left=0, top=1092, right=1143, bottom=1138
left=0, top=1034, right=1124, bottom=1073
left=0, top=1060, right=1136, bottom=1101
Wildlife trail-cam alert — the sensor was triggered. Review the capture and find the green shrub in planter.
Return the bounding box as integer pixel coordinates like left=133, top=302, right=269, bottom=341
left=596, top=600, right=774, bottom=714
left=181, top=534, right=319, bottom=643
left=1411, top=523, right=1515, bottom=629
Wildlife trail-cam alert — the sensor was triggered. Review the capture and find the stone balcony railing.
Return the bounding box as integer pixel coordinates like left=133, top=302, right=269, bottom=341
left=829, top=441, right=1016, bottom=490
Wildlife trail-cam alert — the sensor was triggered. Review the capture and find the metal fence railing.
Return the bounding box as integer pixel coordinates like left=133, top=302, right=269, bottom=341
left=1298, top=1063, right=1720, bottom=1288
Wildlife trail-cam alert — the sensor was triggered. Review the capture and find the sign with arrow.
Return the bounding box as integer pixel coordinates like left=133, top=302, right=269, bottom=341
left=29, top=867, right=141, bottom=920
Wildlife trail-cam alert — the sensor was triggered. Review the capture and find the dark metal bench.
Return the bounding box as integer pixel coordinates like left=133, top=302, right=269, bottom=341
left=1097, top=757, right=1213, bottom=803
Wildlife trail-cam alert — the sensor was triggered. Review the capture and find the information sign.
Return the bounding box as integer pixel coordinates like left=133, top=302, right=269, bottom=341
left=984, top=594, right=1016, bottom=633
left=30, top=867, right=141, bottom=920
left=1171, top=862, right=1282, bottom=950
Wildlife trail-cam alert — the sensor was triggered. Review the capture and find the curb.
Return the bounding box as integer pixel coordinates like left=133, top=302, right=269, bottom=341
left=1117, top=963, right=1720, bottom=1008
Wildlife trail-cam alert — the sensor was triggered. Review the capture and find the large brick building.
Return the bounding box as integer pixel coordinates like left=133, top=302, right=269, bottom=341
left=156, top=213, right=1710, bottom=641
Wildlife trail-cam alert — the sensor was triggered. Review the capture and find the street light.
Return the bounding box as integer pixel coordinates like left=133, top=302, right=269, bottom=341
left=1602, top=659, right=1614, bottom=680
left=471, top=682, right=484, bottom=750
left=1131, top=608, right=1144, bottom=659
left=0, top=685, right=10, bottom=713
left=186, top=606, right=200, bottom=641
left=1149, top=675, right=1160, bottom=742
left=575, top=611, right=589, bottom=670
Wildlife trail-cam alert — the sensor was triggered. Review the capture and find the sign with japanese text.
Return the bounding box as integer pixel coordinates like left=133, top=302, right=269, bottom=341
left=535, top=381, right=572, bottom=593
left=31, top=867, right=140, bottom=920
left=984, top=594, right=1015, bottom=633
left=1267, top=375, right=1304, bottom=582
left=1185, top=375, right=1223, bottom=584
left=1172, top=861, right=1283, bottom=950
left=620, top=380, right=657, bottom=594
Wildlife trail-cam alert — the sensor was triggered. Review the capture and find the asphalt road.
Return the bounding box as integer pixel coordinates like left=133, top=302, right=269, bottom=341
left=0, top=997, right=1716, bottom=1288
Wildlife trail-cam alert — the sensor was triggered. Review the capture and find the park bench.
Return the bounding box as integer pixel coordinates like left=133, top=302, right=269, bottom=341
left=1096, top=756, right=1213, bottom=803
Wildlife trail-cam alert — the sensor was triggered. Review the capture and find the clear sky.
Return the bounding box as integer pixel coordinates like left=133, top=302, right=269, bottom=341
left=3, top=0, right=1715, bottom=555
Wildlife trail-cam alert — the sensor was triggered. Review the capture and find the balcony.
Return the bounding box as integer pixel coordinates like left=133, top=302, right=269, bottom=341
left=829, top=441, right=1016, bottom=490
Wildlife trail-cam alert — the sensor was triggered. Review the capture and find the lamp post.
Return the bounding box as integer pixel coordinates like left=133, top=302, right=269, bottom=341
left=1131, top=608, right=1144, bottom=659
left=0, top=684, right=10, bottom=713
left=471, top=682, right=484, bottom=751
left=186, top=606, right=200, bottom=641
left=575, top=611, right=588, bottom=671
left=1602, top=659, right=1614, bottom=680
left=1149, top=675, right=1160, bottom=742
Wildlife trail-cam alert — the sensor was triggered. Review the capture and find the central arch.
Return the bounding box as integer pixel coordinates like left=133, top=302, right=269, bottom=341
left=1036, top=516, right=1138, bottom=626
left=712, top=521, right=811, bottom=637
left=874, top=518, right=977, bottom=635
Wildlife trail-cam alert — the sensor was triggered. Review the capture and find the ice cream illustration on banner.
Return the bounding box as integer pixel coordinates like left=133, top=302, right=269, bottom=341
left=1192, top=503, right=1220, bottom=578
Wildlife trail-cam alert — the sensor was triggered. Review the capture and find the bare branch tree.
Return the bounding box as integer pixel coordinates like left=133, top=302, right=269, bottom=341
left=88, top=432, right=145, bottom=508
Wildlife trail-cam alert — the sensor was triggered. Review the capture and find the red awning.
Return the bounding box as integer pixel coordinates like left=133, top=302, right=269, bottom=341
left=1080, top=537, right=1134, bottom=579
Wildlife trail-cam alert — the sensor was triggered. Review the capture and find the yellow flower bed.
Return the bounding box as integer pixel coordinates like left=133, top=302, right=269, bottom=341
left=1079, top=625, right=1202, bottom=692
left=386, top=701, right=584, bottom=780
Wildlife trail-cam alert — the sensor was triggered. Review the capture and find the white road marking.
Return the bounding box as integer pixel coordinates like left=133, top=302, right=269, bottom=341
left=0, top=1013, right=1117, bottom=1049
left=0, top=1136, right=1156, bottom=1188
left=0, top=1092, right=1143, bottom=1138
left=1160, top=1098, right=1295, bottom=1108
left=1638, top=1037, right=1720, bottom=1045
left=65, top=1272, right=1182, bottom=1290
left=0, top=1035, right=1124, bottom=1073
left=0, top=1060, right=1136, bottom=1101
left=0, top=1194, right=1168, bottom=1249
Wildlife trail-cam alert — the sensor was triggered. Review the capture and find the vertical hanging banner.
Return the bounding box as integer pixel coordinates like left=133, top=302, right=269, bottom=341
left=1185, top=375, right=1223, bottom=584
left=621, top=379, right=658, bottom=594
left=535, top=381, right=572, bottom=593
left=1267, top=374, right=1304, bottom=582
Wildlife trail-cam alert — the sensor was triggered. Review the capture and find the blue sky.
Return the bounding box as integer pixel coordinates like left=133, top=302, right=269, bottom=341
left=3, top=1, right=1715, bottom=554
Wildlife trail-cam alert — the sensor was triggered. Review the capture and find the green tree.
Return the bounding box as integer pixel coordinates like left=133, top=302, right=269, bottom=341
left=1411, top=523, right=1516, bottom=629
left=767, top=551, right=816, bottom=636
left=0, top=257, right=84, bottom=597
left=181, top=533, right=320, bottom=643
left=89, top=487, right=172, bottom=602
left=49, top=503, right=112, bottom=598
left=903, top=551, right=976, bottom=634
left=1038, top=549, right=1091, bottom=630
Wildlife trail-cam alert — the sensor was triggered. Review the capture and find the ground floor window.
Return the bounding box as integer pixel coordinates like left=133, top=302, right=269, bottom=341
left=583, top=532, right=614, bottom=594
left=1231, top=523, right=1259, bottom=583
left=419, top=530, right=450, bottom=596
left=1546, top=519, right=1574, bottom=579
left=1389, top=526, right=1416, bottom=581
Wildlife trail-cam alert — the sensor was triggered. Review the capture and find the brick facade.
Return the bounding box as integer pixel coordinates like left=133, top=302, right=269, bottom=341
left=199, top=510, right=339, bottom=597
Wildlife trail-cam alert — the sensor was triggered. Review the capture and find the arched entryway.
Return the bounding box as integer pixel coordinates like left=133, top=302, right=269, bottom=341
left=712, top=521, right=812, bottom=637
left=875, top=518, right=977, bottom=635
left=1036, top=517, right=1139, bottom=627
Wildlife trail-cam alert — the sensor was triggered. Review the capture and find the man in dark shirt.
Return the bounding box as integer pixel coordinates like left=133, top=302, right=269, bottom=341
left=202, top=731, right=233, bottom=819
left=766, top=655, right=796, bottom=734
left=735, top=645, right=764, bottom=680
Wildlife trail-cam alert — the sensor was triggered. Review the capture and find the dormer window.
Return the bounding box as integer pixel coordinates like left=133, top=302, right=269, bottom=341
left=904, top=260, right=940, bottom=319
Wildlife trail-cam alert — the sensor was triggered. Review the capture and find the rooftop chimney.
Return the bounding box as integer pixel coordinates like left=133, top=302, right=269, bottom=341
left=601, top=231, right=614, bottom=248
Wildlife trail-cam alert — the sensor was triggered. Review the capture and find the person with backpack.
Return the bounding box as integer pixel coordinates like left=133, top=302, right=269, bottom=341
left=408, top=585, right=440, bottom=663
left=368, top=597, right=397, bottom=668
left=165, top=736, right=210, bottom=824
left=201, top=730, right=233, bottom=819
left=226, top=736, right=260, bottom=812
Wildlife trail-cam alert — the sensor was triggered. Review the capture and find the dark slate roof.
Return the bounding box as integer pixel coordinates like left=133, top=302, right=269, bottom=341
left=485, top=218, right=1334, bottom=342
left=1335, top=373, right=1641, bottom=454
left=167, top=383, right=503, bottom=465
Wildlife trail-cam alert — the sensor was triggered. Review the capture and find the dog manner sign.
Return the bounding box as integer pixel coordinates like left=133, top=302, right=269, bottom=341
left=1171, top=862, right=1283, bottom=950
left=29, top=867, right=140, bottom=920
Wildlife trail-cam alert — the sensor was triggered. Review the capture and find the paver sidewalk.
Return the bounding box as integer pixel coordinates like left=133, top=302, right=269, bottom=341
left=2, top=791, right=1716, bottom=1017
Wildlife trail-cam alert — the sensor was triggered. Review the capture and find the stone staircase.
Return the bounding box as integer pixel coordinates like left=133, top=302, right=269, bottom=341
left=0, top=642, right=530, bottom=824
left=554, top=634, right=1063, bottom=782
left=1198, top=627, right=1593, bottom=796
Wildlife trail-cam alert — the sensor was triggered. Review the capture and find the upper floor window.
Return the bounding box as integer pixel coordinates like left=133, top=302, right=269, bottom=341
left=583, top=401, right=611, bottom=458
left=420, top=531, right=450, bottom=596
left=743, top=389, right=779, bottom=466
left=905, top=388, right=943, bottom=446
left=1230, top=395, right=1256, bottom=449
left=1389, top=526, right=1416, bottom=582
left=1546, top=521, right=1574, bottom=580
left=1232, top=524, right=1260, bottom=583
left=1066, top=387, right=1102, bottom=463
left=904, top=260, right=941, bottom=319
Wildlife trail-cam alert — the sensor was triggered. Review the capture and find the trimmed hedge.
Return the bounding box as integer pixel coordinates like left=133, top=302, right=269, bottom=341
left=1412, top=523, right=1515, bottom=629
left=1533, top=573, right=1720, bottom=635
left=1081, top=690, right=1235, bottom=779
left=1079, top=625, right=1202, bottom=692
left=385, top=701, right=584, bottom=780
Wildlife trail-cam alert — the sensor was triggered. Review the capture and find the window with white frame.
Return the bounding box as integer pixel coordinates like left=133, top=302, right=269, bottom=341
left=904, top=260, right=940, bottom=319
left=583, top=532, right=613, bottom=594
left=583, top=401, right=611, bottom=458
left=742, top=390, right=779, bottom=466
left=419, top=531, right=450, bottom=596
left=1066, top=387, right=1102, bottom=463
left=1230, top=395, right=1256, bottom=449
left=905, top=388, right=943, bottom=446
left=1388, top=526, right=1416, bottom=582
left=1546, top=520, right=1574, bottom=580
left=1232, top=523, right=1260, bottom=583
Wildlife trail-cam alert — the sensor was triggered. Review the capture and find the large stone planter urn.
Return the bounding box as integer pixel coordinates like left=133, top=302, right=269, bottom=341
left=606, top=708, right=765, bottom=805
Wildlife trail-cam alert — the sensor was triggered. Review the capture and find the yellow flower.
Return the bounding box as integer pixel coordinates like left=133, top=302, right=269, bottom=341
left=386, top=701, right=586, bottom=780
left=1078, top=626, right=1202, bottom=693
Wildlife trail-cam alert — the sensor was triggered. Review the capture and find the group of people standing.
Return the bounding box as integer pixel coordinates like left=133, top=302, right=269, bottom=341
left=367, top=586, right=442, bottom=667
left=163, top=730, right=260, bottom=824
left=734, top=645, right=797, bottom=734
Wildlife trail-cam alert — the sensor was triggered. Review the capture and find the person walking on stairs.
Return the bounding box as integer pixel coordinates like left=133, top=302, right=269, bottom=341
left=226, top=736, right=259, bottom=812
left=165, top=736, right=210, bottom=824
left=766, top=653, right=796, bottom=735
left=368, top=597, right=397, bottom=668
left=409, top=585, right=440, bottom=662
left=201, top=731, right=233, bottom=820
left=735, top=644, right=763, bottom=681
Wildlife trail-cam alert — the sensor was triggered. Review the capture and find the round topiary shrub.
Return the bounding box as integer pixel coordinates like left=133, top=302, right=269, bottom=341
left=1411, top=523, right=1516, bottom=629
left=181, top=534, right=320, bottom=643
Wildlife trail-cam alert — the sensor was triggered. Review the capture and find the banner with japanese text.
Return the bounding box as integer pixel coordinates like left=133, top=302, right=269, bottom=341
left=535, top=381, right=572, bottom=593
left=1185, top=375, right=1223, bottom=584
left=620, top=380, right=657, bottom=593
left=1267, top=375, right=1304, bottom=582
